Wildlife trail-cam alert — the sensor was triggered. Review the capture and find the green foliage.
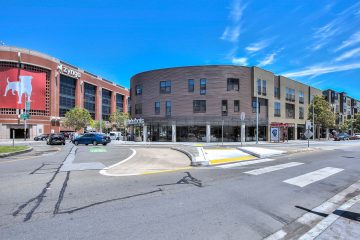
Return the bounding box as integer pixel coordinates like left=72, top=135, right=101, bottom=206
left=63, top=107, right=92, bottom=132
left=308, top=95, right=335, bottom=129
left=109, top=111, right=129, bottom=130
left=354, top=113, right=360, bottom=132
left=94, top=120, right=106, bottom=132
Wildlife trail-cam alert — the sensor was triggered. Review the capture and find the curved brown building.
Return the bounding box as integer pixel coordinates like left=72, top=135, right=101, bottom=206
left=0, top=46, right=129, bottom=139
left=130, top=65, right=322, bottom=142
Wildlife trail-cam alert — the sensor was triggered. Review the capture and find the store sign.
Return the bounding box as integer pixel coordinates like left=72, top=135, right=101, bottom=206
left=127, top=118, right=144, bottom=125
left=0, top=67, right=46, bottom=110
left=57, top=64, right=81, bottom=79
left=270, top=127, right=280, bottom=141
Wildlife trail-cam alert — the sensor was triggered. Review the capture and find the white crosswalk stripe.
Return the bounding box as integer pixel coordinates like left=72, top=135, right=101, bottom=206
left=244, top=162, right=304, bottom=175
left=283, top=167, right=344, bottom=187
left=216, top=158, right=276, bottom=169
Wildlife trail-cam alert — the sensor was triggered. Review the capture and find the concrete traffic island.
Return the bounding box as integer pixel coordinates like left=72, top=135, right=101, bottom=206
left=100, top=148, right=192, bottom=176
left=238, top=147, right=286, bottom=158
left=0, top=146, right=33, bottom=158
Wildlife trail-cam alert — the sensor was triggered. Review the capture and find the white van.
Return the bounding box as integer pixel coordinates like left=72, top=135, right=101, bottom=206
left=109, top=131, right=123, bottom=141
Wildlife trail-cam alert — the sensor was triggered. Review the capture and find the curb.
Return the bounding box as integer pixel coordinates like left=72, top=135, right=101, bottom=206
left=0, top=147, right=33, bottom=158
left=238, top=147, right=285, bottom=158
left=171, top=147, right=208, bottom=166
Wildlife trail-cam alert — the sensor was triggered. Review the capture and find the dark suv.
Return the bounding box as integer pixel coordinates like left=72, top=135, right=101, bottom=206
left=47, top=133, right=66, bottom=145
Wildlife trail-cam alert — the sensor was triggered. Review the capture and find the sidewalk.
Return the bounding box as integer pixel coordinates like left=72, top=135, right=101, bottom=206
left=317, top=199, right=360, bottom=239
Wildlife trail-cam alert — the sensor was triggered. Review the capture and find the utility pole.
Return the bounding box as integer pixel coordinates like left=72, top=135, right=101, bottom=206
left=256, top=88, right=259, bottom=144
left=221, top=118, right=224, bottom=146
left=99, top=88, right=102, bottom=133
left=312, top=96, right=315, bottom=140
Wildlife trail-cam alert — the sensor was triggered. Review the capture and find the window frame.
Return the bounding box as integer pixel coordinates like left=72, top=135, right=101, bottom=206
left=227, top=78, right=239, bottom=91
left=193, top=100, right=206, bottom=113
left=200, top=78, right=207, bottom=95
left=234, top=100, right=240, bottom=112
left=188, top=79, right=194, bottom=92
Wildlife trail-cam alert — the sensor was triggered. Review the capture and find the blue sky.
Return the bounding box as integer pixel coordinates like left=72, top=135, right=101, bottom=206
left=1, top=0, right=360, bottom=99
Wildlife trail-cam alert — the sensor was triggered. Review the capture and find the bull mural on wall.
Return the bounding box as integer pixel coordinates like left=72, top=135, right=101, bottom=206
left=3, top=76, right=33, bottom=104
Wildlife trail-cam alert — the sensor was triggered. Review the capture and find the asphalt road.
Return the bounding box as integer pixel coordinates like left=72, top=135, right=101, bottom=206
left=0, top=141, right=359, bottom=240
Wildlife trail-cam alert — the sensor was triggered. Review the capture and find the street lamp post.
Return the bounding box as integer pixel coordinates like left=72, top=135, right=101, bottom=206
left=312, top=96, right=315, bottom=140
left=256, top=88, right=259, bottom=144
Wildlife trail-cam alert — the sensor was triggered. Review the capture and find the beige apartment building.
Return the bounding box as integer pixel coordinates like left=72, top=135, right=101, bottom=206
left=130, top=65, right=322, bottom=142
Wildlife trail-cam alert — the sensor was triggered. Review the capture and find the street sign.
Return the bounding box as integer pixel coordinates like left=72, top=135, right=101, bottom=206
left=304, top=129, right=313, bottom=139
left=306, top=120, right=312, bottom=130
left=20, top=113, right=30, bottom=120
left=25, top=102, right=31, bottom=111
left=240, top=112, right=245, bottom=121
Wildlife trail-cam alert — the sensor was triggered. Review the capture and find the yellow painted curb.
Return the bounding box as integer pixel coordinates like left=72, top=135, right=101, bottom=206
left=205, top=148, right=236, bottom=151
left=142, top=167, right=193, bottom=175
left=209, top=155, right=256, bottom=165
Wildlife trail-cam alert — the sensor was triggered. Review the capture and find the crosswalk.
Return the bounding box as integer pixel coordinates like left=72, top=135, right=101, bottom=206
left=215, top=158, right=345, bottom=188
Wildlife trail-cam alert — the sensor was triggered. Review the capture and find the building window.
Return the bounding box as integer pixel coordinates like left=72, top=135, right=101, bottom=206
left=84, top=82, right=96, bottom=119
left=222, top=100, right=228, bottom=116
left=135, top=103, right=142, bottom=114
left=274, top=87, right=280, bottom=98
left=59, top=75, right=76, bottom=117
left=200, top=78, right=207, bottom=95
left=188, top=79, right=194, bottom=92
left=286, top=103, right=295, bottom=119
left=262, top=80, right=267, bottom=96
left=193, top=100, right=206, bottom=113
left=274, top=102, right=281, bottom=117
left=154, top=101, right=160, bottom=115
left=227, top=78, right=239, bottom=91
left=299, top=91, right=304, bottom=104
left=299, top=106, right=304, bottom=119
left=257, top=79, right=261, bottom=95
left=286, top=87, right=295, bottom=102
left=234, top=100, right=240, bottom=112
left=116, top=94, right=124, bottom=112
left=252, top=100, right=260, bottom=113
left=160, top=80, right=171, bottom=94
left=135, top=84, right=142, bottom=95
left=102, top=89, right=112, bottom=121
left=127, top=97, right=131, bottom=114
left=166, top=101, right=171, bottom=116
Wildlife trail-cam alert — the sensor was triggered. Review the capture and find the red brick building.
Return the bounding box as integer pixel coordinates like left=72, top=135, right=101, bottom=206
left=0, top=46, right=129, bottom=139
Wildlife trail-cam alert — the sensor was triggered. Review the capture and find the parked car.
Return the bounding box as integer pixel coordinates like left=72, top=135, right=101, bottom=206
left=72, top=133, right=111, bottom=146
left=34, top=134, right=49, bottom=141
left=109, top=131, right=123, bottom=141
left=350, top=133, right=360, bottom=140
left=334, top=133, right=350, bottom=141
left=47, top=134, right=66, bottom=145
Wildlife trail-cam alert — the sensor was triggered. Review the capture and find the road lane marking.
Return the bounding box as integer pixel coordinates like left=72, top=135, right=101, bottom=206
left=216, top=158, right=276, bottom=168
left=283, top=167, right=344, bottom=187
left=142, top=167, right=193, bottom=175
left=244, top=162, right=304, bottom=175
left=265, top=180, right=360, bottom=239
left=299, top=194, right=360, bottom=240
left=99, top=148, right=136, bottom=176
left=264, top=229, right=287, bottom=240
left=209, top=155, right=256, bottom=165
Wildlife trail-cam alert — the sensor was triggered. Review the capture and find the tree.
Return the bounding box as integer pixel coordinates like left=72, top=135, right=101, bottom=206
left=354, top=113, right=360, bottom=133
left=308, top=95, right=335, bottom=138
left=93, top=120, right=106, bottom=132
left=109, top=111, right=129, bottom=130
left=63, top=107, right=92, bottom=132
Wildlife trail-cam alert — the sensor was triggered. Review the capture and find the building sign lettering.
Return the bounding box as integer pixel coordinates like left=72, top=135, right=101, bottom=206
left=57, top=64, right=81, bottom=79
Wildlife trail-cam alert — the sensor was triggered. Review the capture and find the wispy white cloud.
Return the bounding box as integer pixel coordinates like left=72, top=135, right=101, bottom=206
left=245, top=40, right=269, bottom=53
left=221, top=26, right=241, bottom=43
left=258, top=53, right=276, bottom=67
left=284, top=62, right=360, bottom=78
left=335, top=47, right=360, bottom=61
left=232, top=57, right=248, bottom=65
left=220, top=0, right=246, bottom=43
left=335, top=31, right=360, bottom=51
left=311, top=21, right=339, bottom=51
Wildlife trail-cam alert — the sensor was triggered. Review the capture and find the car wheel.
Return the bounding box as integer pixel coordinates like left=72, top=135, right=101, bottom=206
left=102, top=143, right=107, bottom=146
left=63, top=142, right=66, bottom=145
left=93, top=141, right=98, bottom=146
left=85, top=144, right=88, bottom=146
left=74, top=141, right=79, bottom=146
